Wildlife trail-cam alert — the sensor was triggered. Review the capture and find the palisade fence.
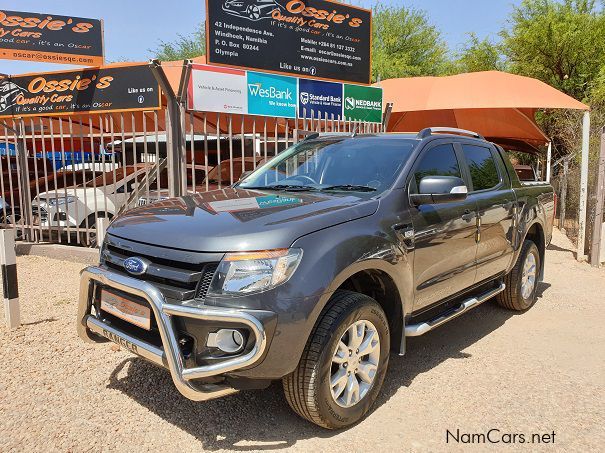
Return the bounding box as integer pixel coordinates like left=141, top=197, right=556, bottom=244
left=551, top=126, right=604, bottom=262
left=0, top=91, right=385, bottom=248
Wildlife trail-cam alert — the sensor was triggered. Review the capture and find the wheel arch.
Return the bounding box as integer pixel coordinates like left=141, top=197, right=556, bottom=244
left=521, top=221, right=546, bottom=280
left=320, top=260, right=405, bottom=354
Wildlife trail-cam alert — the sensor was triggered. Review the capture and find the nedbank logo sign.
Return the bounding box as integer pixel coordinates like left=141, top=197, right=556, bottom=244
left=247, top=71, right=297, bottom=118
left=343, top=84, right=383, bottom=123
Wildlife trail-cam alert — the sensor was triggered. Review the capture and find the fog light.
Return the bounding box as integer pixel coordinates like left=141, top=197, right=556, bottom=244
left=207, top=329, right=245, bottom=354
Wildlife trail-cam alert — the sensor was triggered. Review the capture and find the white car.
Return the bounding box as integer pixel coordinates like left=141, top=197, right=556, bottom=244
left=32, top=164, right=151, bottom=246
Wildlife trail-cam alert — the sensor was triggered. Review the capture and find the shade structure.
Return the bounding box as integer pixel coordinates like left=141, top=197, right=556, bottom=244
left=379, top=71, right=590, bottom=153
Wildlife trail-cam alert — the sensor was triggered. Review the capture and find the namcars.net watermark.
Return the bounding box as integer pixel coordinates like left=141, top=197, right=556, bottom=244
left=446, top=429, right=556, bottom=445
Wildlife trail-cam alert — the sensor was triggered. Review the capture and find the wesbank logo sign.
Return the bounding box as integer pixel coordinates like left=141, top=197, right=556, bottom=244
left=247, top=72, right=297, bottom=118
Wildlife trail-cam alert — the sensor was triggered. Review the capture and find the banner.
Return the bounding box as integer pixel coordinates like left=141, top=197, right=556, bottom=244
left=343, top=84, right=383, bottom=123
left=187, top=64, right=247, bottom=114
left=0, top=64, right=161, bottom=119
left=0, top=10, right=104, bottom=66
left=247, top=71, right=297, bottom=118
left=298, top=78, right=342, bottom=119
left=187, top=64, right=383, bottom=122
left=206, top=0, right=372, bottom=84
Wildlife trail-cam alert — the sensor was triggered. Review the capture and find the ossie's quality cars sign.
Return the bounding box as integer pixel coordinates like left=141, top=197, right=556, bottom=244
left=0, top=10, right=104, bottom=66
left=0, top=64, right=161, bottom=118
left=207, top=0, right=372, bottom=84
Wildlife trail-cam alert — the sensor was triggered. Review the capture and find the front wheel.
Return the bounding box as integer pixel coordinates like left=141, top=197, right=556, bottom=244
left=283, top=290, right=390, bottom=429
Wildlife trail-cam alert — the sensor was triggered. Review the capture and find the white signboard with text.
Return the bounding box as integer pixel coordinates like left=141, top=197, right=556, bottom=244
left=187, top=64, right=247, bottom=115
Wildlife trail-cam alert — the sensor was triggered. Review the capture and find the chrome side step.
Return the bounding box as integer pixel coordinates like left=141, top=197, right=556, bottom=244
left=405, top=283, right=506, bottom=337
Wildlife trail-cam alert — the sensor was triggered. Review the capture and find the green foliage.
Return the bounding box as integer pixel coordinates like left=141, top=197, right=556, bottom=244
left=150, top=23, right=206, bottom=61
left=501, top=0, right=605, bottom=101
left=371, top=5, right=448, bottom=81
left=445, top=33, right=505, bottom=75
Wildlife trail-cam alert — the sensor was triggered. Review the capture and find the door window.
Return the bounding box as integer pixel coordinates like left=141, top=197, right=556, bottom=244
left=414, top=143, right=462, bottom=187
left=462, top=145, right=500, bottom=191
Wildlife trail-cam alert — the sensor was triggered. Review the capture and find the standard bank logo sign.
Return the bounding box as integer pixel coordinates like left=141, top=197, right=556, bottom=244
left=247, top=71, right=297, bottom=118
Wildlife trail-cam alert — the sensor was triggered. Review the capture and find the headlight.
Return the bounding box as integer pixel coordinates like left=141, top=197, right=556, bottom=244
left=208, top=248, right=303, bottom=296
left=46, top=196, right=76, bottom=207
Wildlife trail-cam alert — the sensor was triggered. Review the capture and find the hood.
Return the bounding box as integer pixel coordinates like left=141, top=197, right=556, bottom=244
left=108, top=188, right=379, bottom=252
left=35, top=187, right=105, bottom=203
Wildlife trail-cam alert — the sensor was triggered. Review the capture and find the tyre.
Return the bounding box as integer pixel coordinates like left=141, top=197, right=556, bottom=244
left=283, top=290, right=390, bottom=429
left=496, top=240, right=540, bottom=311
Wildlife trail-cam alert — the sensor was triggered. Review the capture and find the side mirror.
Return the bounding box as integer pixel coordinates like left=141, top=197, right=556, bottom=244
left=238, top=170, right=253, bottom=182
left=410, top=176, right=468, bottom=206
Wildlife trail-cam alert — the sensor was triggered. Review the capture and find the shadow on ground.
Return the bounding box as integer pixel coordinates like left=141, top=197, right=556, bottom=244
left=106, top=291, right=545, bottom=450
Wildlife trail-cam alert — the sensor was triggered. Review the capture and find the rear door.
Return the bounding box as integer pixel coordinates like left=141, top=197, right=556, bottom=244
left=459, top=142, right=516, bottom=283
left=409, top=141, right=478, bottom=312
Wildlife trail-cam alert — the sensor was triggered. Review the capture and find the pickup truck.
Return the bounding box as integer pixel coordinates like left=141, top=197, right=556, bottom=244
left=77, top=128, right=554, bottom=429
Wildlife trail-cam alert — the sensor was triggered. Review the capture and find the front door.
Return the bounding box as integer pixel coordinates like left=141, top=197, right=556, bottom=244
left=409, top=142, right=478, bottom=312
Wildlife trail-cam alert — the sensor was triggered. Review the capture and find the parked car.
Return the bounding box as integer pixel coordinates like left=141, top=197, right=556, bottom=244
left=32, top=164, right=151, bottom=246
left=137, top=158, right=263, bottom=206
left=2, top=169, right=102, bottom=224
left=77, top=129, right=554, bottom=429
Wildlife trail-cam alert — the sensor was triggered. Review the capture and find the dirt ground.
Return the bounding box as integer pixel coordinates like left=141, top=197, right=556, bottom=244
left=0, top=228, right=603, bottom=452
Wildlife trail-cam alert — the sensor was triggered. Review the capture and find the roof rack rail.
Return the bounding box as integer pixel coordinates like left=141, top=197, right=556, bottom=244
left=417, top=127, right=485, bottom=140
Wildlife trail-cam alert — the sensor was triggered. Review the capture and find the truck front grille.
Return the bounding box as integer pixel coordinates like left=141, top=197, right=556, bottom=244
left=103, top=243, right=219, bottom=304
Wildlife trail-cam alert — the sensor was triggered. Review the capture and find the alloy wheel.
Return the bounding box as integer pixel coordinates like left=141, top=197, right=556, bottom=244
left=330, top=320, right=381, bottom=408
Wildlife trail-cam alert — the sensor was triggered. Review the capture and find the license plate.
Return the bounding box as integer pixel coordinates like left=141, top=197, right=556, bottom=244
left=100, top=290, right=151, bottom=330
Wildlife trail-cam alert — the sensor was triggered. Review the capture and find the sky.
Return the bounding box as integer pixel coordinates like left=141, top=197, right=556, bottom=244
left=0, top=0, right=523, bottom=75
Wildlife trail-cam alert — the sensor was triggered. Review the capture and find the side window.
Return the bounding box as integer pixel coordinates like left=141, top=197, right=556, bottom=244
left=414, top=143, right=462, bottom=187
left=462, top=145, right=500, bottom=191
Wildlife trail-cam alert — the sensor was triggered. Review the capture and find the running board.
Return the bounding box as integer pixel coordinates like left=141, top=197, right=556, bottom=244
left=405, top=283, right=506, bottom=337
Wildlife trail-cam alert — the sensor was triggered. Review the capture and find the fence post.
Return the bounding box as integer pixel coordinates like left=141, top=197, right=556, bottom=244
left=1, top=229, right=20, bottom=329
left=590, top=128, right=605, bottom=267
left=96, top=217, right=109, bottom=249
left=150, top=60, right=183, bottom=198
left=546, top=141, right=552, bottom=183
left=559, top=158, right=568, bottom=233
left=577, top=111, right=591, bottom=261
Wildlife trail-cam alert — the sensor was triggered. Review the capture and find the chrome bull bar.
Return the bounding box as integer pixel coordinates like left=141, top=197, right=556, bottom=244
left=77, top=266, right=268, bottom=401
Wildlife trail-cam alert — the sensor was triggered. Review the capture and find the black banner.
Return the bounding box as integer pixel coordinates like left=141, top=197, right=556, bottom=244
left=0, top=64, right=161, bottom=118
left=0, top=10, right=104, bottom=66
left=206, top=0, right=372, bottom=84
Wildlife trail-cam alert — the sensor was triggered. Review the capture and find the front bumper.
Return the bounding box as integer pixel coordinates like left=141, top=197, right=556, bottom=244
left=77, top=266, right=268, bottom=401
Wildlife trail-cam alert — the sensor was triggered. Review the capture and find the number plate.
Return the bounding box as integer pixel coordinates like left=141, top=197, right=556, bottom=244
left=100, top=290, right=151, bottom=330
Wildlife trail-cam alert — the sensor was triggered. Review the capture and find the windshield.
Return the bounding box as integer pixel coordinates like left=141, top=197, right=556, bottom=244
left=238, top=137, right=416, bottom=194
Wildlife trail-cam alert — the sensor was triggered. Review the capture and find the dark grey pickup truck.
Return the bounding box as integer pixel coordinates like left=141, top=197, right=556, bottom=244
left=77, top=128, right=554, bottom=429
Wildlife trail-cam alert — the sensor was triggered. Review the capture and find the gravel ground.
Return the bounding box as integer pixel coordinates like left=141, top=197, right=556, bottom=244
left=0, top=228, right=603, bottom=452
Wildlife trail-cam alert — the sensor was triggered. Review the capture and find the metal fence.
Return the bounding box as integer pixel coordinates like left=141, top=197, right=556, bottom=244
left=1, top=108, right=383, bottom=247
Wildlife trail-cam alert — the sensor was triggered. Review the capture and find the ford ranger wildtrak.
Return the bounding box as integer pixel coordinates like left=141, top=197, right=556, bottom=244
left=77, top=128, right=554, bottom=429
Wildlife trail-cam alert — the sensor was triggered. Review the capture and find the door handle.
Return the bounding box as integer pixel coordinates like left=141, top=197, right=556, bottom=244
left=461, top=210, right=475, bottom=222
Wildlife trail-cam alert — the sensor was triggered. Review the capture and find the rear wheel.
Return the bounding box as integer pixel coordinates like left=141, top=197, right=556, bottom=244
left=496, top=240, right=540, bottom=311
left=283, top=290, right=390, bottom=429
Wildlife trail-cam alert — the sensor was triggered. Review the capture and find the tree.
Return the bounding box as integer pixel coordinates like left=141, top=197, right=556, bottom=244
left=150, top=23, right=206, bottom=61
left=446, top=33, right=505, bottom=74
left=371, top=5, right=448, bottom=81
left=501, top=0, right=605, bottom=101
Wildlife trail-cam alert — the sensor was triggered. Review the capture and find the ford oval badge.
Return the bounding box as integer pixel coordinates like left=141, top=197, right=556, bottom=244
left=123, top=257, right=148, bottom=276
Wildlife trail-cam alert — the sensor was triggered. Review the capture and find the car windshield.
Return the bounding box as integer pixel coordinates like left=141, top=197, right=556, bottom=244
left=238, top=137, right=416, bottom=194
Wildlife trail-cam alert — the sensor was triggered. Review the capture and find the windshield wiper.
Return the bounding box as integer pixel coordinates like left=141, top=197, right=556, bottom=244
left=243, top=184, right=317, bottom=192
left=320, top=185, right=377, bottom=192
